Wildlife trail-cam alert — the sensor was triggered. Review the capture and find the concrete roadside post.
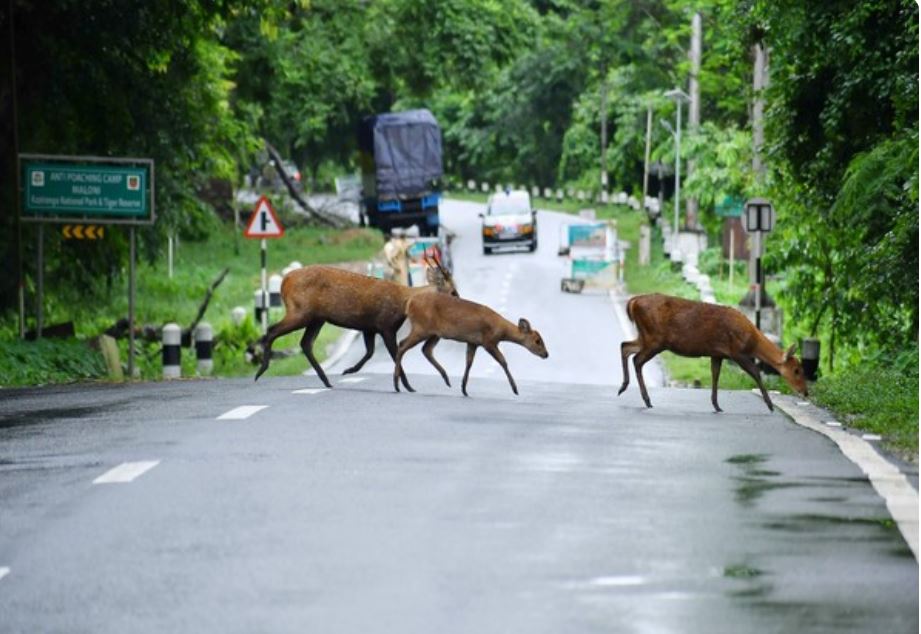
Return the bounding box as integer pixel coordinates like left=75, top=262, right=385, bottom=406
left=269, top=274, right=283, bottom=308
left=253, top=290, right=266, bottom=325
left=231, top=306, right=246, bottom=326
left=194, top=322, right=213, bottom=376
left=162, top=323, right=181, bottom=379
left=802, top=338, right=820, bottom=381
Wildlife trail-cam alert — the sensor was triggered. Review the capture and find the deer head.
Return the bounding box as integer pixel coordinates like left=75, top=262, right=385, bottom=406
left=778, top=343, right=808, bottom=396
left=518, top=318, right=549, bottom=359
left=424, top=254, right=459, bottom=297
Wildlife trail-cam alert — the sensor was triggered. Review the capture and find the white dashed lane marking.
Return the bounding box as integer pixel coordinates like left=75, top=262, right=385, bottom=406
left=93, top=461, right=160, bottom=484
left=340, top=377, right=366, bottom=384
left=217, top=405, right=268, bottom=420
left=0, top=567, right=9, bottom=582
left=292, top=388, right=329, bottom=395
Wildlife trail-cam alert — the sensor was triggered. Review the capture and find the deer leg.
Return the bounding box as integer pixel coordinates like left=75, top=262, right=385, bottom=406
left=484, top=343, right=518, bottom=395
left=617, top=339, right=642, bottom=396
left=633, top=348, right=659, bottom=408
left=736, top=357, right=773, bottom=412
left=342, top=330, right=375, bottom=375
left=710, top=357, right=724, bottom=413
left=300, top=320, right=332, bottom=388
left=382, top=329, right=414, bottom=392
left=393, top=330, right=427, bottom=393
left=254, top=315, right=306, bottom=381
left=422, top=337, right=451, bottom=387
left=461, top=343, right=477, bottom=397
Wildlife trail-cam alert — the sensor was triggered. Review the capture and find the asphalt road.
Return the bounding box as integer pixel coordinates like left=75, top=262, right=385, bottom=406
left=329, top=199, right=664, bottom=389
left=0, top=199, right=915, bottom=633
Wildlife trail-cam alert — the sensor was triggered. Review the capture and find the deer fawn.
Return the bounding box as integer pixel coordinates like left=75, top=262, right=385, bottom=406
left=618, top=293, right=808, bottom=412
left=254, top=257, right=457, bottom=390
left=393, top=293, right=549, bottom=396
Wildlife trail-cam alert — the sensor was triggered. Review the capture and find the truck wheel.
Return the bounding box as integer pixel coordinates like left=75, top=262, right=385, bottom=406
left=483, top=246, right=492, bottom=255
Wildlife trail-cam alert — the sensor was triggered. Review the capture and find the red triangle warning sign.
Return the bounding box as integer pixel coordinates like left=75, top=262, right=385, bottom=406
left=244, top=196, right=285, bottom=239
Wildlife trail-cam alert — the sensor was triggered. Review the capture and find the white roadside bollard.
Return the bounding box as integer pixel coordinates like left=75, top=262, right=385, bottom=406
left=481, top=182, right=489, bottom=193
left=289, top=261, right=302, bottom=270
left=231, top=306, right=246, bottom=326
left=269, top=274, right=283, bottom=308
left=162, top=323, right=181, bottom=379
left=194, top=322, right=213, bottom=376
left=254, top=289, right=267, bottom=325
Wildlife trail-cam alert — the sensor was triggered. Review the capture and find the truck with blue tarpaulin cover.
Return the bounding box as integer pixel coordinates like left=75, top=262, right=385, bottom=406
left=358, top=109, right=443, bottom=236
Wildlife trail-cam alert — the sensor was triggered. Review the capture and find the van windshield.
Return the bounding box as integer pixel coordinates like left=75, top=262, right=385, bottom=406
left=488, top=194, right=531, bottom=215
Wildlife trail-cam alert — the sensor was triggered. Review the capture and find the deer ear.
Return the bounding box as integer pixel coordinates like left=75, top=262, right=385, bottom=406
left=518, top=318, right=532, bottom=333
left=783, top=343, right=796, bottom=362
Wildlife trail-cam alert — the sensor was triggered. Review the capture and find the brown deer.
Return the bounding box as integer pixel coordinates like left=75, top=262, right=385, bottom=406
left=253, top=256, right=457, bottom=390
left=617, top=293, right=808, bottom=412
left=393, top=293, right=549, bottom=396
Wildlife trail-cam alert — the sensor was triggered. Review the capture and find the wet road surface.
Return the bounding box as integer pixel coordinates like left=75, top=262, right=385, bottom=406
left=0, top=376, right=916, bottom=633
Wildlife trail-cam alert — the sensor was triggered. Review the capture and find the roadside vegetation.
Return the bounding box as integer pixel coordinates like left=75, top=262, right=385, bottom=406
left=0, top=220, right=383, bottom=387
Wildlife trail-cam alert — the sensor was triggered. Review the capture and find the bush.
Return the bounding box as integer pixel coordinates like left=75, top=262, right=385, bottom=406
left=0, top=338, right=108, bottom=387
left=811, top=353, right=919, bottom=454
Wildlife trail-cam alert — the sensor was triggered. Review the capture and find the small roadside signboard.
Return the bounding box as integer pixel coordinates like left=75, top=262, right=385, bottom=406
left=715, top=195, right=744, bottom=218
left=62, top=224, right=105, bottom=240
left=244, top=196, right=285, bottom=334
left=744, top=197, right=775, bottom=233
left=244, top=196, right=285, bottom=239
left=20, top=154, right=154, bottom=225
left=17, top=154, right=155, bottom=381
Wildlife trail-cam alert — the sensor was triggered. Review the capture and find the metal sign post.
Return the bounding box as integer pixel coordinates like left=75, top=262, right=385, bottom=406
left=19, top=154, right=155, bottom=378
left=743, top=197, right=775, bottom=330
left=243, top=196, right=285, bottom=335
left=716, top=196, right=744, bottom=294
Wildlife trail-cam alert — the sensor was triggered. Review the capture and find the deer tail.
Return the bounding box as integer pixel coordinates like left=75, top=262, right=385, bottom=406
left=626, top=296, right=638, bottom=323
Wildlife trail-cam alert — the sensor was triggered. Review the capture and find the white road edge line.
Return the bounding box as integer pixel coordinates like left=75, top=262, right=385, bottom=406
left=292, top=388, right=329, bottom=395
left=608, top=290, right=637, bottom=339
left=93, top=460, right=161, bottom=485
left=217, top=405, right=268, bottom=420
left=774, top=395, right=919, bottom=562
left=340, top=377, right=366, bottom=384
left=0, top=567, right=9, bottom=582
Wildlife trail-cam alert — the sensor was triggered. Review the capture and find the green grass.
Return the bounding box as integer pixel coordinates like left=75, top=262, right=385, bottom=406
left=1, top=222, right=384, bottom=386
left=0, top=338, right=108, bottom=387
left=810, top=362, right=918, bottom=458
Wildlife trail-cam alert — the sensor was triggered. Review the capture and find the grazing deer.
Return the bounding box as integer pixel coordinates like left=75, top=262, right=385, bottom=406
left=617, top=293, right=808, bottom=412
left=253, top=256, right=457, bottom=390
left=393, top=293, right=549, bottom=396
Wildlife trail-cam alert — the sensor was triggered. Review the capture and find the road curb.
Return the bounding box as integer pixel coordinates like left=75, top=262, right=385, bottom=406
left=773, top=394, right=919, bottom=561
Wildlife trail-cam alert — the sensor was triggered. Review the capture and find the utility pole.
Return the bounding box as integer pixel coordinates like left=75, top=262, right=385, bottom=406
left=642, top=104, right=652, bottom=211
left=9, top=0, right=24, bottom=338
left=599, top=69, right=608, bottom=197
left=739, top=39, right=775, bottom=327
left=750, top=40, right=768, bottom=289
left=686, top=11, right=702, bottom=230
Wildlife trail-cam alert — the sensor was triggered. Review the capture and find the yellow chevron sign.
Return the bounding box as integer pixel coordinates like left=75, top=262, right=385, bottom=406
left=62, top=224, right=105, bottom=240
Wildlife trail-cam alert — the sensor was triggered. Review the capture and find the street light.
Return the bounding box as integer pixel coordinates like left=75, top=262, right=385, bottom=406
left=663, top=88, right=690, bottom=234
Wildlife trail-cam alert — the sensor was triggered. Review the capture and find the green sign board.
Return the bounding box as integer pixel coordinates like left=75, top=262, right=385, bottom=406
left=715, top=195, right=744, bottom=218
left=20, top=156, right=154, bottom=224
